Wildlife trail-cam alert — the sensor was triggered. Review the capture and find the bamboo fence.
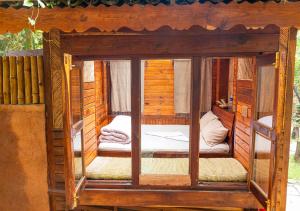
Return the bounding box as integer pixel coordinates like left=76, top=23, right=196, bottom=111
left=0, top=55, right=44, bottom=105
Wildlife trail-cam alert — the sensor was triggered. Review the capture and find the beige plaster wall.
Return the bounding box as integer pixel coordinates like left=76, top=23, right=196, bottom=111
left=0, top=105, right=50, bottom=211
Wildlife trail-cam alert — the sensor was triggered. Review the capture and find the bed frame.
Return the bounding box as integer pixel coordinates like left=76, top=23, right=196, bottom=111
left=97, top=105, right=235, bottom=158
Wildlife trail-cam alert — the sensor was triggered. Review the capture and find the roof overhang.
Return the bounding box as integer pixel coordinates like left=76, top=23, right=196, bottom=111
left=1, top=2, right=300, bottom=34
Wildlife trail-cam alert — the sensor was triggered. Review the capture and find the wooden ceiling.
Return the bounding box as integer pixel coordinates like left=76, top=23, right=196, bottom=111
left=1, top=2, right=300, bottom=33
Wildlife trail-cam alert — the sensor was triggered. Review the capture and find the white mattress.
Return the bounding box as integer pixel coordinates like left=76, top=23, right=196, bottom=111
left=99, top=125, right=229, bottom=154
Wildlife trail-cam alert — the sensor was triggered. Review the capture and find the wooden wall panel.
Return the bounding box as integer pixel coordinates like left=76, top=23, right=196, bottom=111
left=71, top=67, right=81, bottom=123
left=83, top=81, right=97, bottom=166
left=95, top=61, right=108, bottom=138
left=212, top=58, right=230, bottom=105
left=143, top=60, right=174, bottom=116
left=234, top=78, right=255, bottom=170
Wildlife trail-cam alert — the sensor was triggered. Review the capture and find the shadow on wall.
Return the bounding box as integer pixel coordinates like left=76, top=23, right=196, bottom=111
left=0, top=105, right=49, bottom=211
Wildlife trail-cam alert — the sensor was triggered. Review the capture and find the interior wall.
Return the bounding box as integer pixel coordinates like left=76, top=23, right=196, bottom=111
left=82, top=61, right=98, bottom=166
left=233, top=57, right=256, bottom=170
left=211, top=58, right=230, bottom=105
left=143, top=60, right=175, bottom=116
left=0, top=105, right=50, bottom=211
left=95, top=61, right=109, bottom=138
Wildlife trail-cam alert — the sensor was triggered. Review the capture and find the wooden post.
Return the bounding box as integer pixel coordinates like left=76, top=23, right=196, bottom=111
left=17, top=56, right=25, bottom=104
left=24, top=56, right=32, bottom=104
left=131, top=58, right=141, bottom=186
left=3, top=56, right=10, bottom=104
left=37, top=56, right=45, bottom=103
left=31, top=56, right=39, bottom=104
left=0, top=57, right=3, bottom=104
left=9, top=56, right=17, bottom=105
left=190, top=57, right=201, bottom=187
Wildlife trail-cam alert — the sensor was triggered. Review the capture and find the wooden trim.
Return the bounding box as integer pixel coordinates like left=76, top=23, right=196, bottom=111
left=252, top=121, right=275, bottom=141
left=250, top=181, right=268, bottom=208
left=61, top=32, right=279, bottom=57
left=139, top=175, right=191, bottom=186
left=79, top=189, right=261, bottom=208
left=131, top=58, right=141, bottom=186
left=84, top=180, right=247, bottom=191
left=97, top=150, right=231, bottom=158
left=2, top=3, right=300, bottom=33
left=190, top=57, right=201, bottom=187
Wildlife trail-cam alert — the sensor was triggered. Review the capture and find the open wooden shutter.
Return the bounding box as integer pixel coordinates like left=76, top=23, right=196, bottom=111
left=251, top=27, right=297, bottom=211
left=63, top=53, right=86, bottom=209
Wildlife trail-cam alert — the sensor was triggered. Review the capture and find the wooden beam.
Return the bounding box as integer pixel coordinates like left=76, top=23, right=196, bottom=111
left=1, top=3, right=300, bottom=33
left=190, top=57, right=201, bottom=187
left=79, top=189, right=262, bottom=208
left=131, top=58, right=141, bottom=186
left=61, top=33, right=279, bottom=57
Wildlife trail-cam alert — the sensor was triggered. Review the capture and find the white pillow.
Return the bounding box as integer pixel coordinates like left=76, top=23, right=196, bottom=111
left=201, top=119, right=228, bottom=147
left=200, top=111, right=218, bottom=131
left=258, top=115, right=273, bottom=128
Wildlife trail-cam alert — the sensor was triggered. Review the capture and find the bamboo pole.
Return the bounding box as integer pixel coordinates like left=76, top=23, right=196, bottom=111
left=17, top=56, right=25, bottom=104
left=3, top=56, right=10, bottom=104
left=24, top=56, right=32, bottom=104
left=37, top=56, right=44, bottom=104
left=0, top=57, right=3, bottom=104
left=30, top=56, right=39, bottom=104
left=9, top=56, right=17, bottom=104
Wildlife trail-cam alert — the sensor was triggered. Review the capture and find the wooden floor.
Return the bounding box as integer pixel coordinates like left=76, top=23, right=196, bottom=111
left=76, top=206, right=244, bottom=211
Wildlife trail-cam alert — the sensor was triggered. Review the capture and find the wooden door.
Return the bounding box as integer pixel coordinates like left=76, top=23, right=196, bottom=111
left=249, top=54, right=277, bottom=210
left=63, top=53, right=86, bottom=209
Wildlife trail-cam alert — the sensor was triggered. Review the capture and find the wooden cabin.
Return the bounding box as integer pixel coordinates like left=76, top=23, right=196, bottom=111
left=1, top=1, right=300, bottom=211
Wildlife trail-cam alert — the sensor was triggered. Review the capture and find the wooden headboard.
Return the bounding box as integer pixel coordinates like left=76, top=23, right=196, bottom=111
left=212, top=105, right=235, bottom=155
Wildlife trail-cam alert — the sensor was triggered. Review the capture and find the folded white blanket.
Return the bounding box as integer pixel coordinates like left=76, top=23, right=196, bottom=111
left=100, top=115, right=131, bottom=144
left=145, top=131, right=189, bottom=142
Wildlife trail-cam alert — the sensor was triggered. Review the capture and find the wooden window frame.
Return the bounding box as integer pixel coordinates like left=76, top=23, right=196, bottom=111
left=53, top=27, right=286, bottom=208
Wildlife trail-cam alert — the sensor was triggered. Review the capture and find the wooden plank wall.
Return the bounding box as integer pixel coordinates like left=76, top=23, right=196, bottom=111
left=143, top=60, right=174, bottom=116
left=83, top=77, right=97, bottom=166
left=0, top=55, right=44, bottom=105
left=71, top=67, right=81, bottom=123
left=95, top=61, right=109, bottom=138
left=211, top=58, right=230, bottom=105
left=233, top=58, right=255, bottom=170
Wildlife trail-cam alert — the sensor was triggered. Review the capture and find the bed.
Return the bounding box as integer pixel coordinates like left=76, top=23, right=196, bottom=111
left=97, top=106, right=235, bottom=158
left=99, top=124, right=230, bottom=157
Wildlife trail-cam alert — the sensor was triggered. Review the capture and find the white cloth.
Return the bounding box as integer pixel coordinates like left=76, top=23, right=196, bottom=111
left=200, top=58, right=213, bottom=112
left=258, top=115, right=273, bottom=128
left=110, top=60, right=131, bottom=112
left=100, top=115, right=131, bottom=144
left=174, top=59, right=191, bottom=113
left=145, top=131, right=189, bottom=142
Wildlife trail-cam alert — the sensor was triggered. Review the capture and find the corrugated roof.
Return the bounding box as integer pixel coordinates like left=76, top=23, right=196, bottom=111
left=0, top=0, right=292, bottom=8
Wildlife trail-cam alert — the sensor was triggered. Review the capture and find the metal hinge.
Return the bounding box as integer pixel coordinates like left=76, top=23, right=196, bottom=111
left=266, top=199, right=271, bottom=211
left=73, top=193, right=79, bottom=209
left=275, top=52, right=280, bottom=69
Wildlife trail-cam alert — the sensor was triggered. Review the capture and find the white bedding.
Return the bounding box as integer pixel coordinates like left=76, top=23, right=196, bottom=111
left=99, top=125, right=229, bottom=154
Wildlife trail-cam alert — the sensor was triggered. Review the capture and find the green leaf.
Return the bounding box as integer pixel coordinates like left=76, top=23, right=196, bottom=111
left=23, top=0, right=34, bottom=7
left=28, top=17, right=36, bottom=26
left=37, top=0, right=46, bottom=8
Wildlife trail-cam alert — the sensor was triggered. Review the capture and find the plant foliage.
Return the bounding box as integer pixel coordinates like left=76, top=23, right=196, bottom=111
left=0, top=28, right=43, bottom=56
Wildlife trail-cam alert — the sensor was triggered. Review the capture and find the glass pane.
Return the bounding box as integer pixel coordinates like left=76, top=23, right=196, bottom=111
left=140, top=59, right=191, bottom=185
left=256, top=57, right=275, bottom=125
left=237, top=57, right=254, bottom=80
left=252, top=132, right=272, bottom=195
left=71, top=66, right=82, bottom=124
left=74, top=130, right=83, bottom=182
left=88, top=60, right=132, bottom=181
